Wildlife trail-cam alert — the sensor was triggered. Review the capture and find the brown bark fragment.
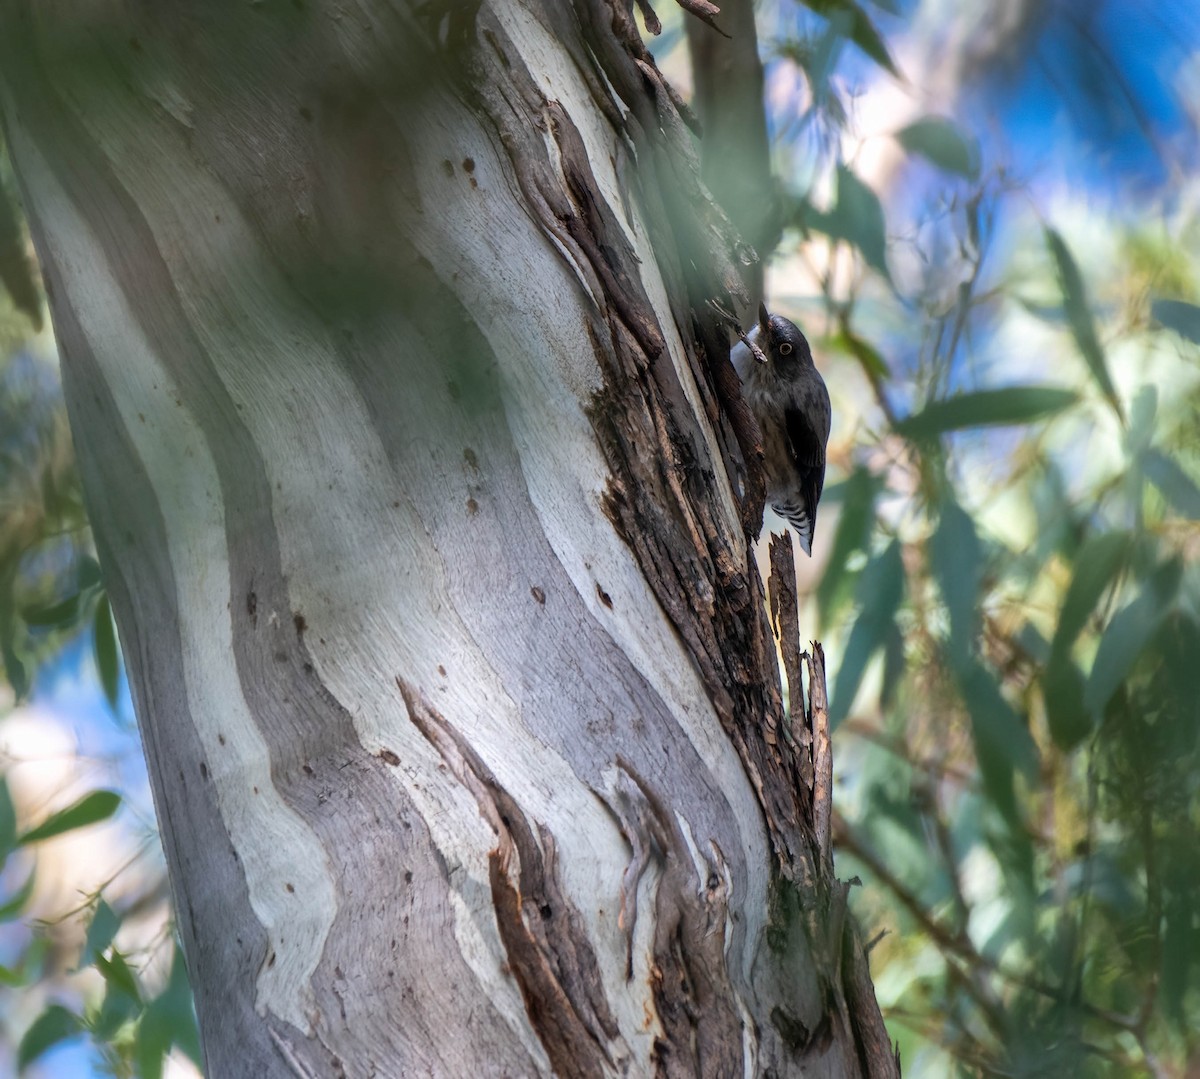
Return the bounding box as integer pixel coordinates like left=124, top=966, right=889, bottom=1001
left=397, top=678, right=620, bottom=1075
left=614, top=761, right=742, bottom=1079
left=806, top=643, right=833, bottom=877
left=767, top=534, right=804, bottom=728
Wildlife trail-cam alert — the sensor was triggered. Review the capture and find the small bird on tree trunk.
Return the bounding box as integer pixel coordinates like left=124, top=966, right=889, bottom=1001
left=732, top=303, right=831, bottom=555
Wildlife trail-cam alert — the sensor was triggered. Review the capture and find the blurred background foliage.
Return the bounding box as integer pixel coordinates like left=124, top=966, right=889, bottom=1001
left=1, top=0, right=1199, bottom=1075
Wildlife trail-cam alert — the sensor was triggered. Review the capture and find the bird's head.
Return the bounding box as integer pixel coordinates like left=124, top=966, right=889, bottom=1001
left=753, top=302, right=813, bottom=376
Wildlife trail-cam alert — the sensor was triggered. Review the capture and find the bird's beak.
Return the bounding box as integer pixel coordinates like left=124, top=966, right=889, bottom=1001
left=734, top=301, right=769, bottom=364
left=736, top=324, right=769, bottom=365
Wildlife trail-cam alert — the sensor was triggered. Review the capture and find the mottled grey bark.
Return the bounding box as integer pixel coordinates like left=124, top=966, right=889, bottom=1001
left=0, top=1, right=896, bottom=1075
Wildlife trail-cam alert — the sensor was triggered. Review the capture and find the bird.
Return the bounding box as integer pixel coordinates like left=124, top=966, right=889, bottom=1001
left=730, top=303, right=831, bottom=556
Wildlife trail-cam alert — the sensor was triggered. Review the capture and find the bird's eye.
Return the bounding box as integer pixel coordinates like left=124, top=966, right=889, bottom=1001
left=779, top=342, right=793, bottom=356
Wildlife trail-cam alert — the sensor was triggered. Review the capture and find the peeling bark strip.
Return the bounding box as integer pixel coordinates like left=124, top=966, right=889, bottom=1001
left=611, top=759, right=743, bottom=1079
left=768, top=532, right=807, bottom=750
left=806, top=644, right=833, bottom=877
left=398, top=678, right=620, bottom=1078
left=528, top=3, right=812, bottom=875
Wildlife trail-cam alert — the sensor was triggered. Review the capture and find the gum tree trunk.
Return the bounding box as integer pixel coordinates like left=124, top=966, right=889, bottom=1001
left=0, top=1, right=897, bottom=1075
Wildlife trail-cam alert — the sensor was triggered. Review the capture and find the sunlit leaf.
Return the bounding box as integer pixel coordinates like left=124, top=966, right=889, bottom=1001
left=17, top=1004, right=81, bottom=1071
left=137, top=944, right=200, bottom=1079
left=95, top=948, right=142, bottom=1003
left=0, top=962, right=26, bottom=987
left=1046, top=228, right=1124, bottom=421
left=1084, top=559, right=1181, bottom=718
left=830, top=539, right=904, bottom=726
left=164, top=945, right=202, bottom=1066
left=1144, top=450, right=1200, bottom=518
left=92, top=978, right=141, bottom=1042
left=895, top=116, right=980, bottom=179
left=135, top=1011, right=170, bottom=1079
left=817, top=465, right=876, bottom=630
left=84, top=899, right=121, bottom=961
left=896, top=387, right=1077, bottom=439
left=18, top=790, right=120, bottom=846
left=1151, top=298, right=1200, bottom=345
left=1049, top=531, right=1131, bottom=660
left=94, top=593, right=120, bottom=709
left=800, top=0, right=900, bottom=77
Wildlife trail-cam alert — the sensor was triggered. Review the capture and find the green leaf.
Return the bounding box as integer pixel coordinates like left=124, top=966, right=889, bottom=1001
left=135, top=1010, right=170, bottom=1079
left=0, top=961, right=27, bottom=987
left=17, top=1004, right=81, bottom=1071
left=800, top=0, right=900, bottom=77
left=830, top=539, right=905, bottom=726
left=0, top=777, right=15, bottom=857
left=1144, top=450, right=1200, bottom=518
left=895, top=116, right=980, bottom=180
left=84, top=899, right=121, bottom=961
left=835, top=328, right=889, bottom=380
left=1151, top=298, right=1200, bottom=345
left=0, top=870, right=36, bottom=921
left=20, top=593, right=81, bottom=628
left=1162, top=892, right=1191, bottom=1023
left=0, top=178, right=43, bottom=332
left=1049, top=531, right=1131, bottom=660
left=18, top=790, right=121, bottom=846
left=930, top=498, right=982, bottom=667
left=1042, top=655, right=1091, bottom=750
left=958, top=660, right=1038, bottom=775
left=94, top=594, right=120, bottom=710
left=1127, top=384, right=1157, bottom=460
left=799, top=167, right=891, bottom=283
left=77, top=555, right=103, bottom=590
left=896, top=386, right=1078, bottom=439
left=879, top=617, right=905, bottom=710
left=956, top=659, right=1037, bottom=822
left=1046, top=228, right=1124, bottom=421
left=1084, top=558, right=1181, bottom=718
left=95, top=948, right=142, bottom=1004
left=137, top=944, right=200, bottom=1079
left=3, top=641, right=28, bottom=701
left=817, top=465, right=876, bottom=630
left=93, top=977, right=142, bottom=1042
left=833, top=165, right=890, bottom=281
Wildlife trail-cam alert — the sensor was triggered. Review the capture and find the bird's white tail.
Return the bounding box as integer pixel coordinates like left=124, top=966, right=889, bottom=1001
left=774, top=502, right=813, bottom=556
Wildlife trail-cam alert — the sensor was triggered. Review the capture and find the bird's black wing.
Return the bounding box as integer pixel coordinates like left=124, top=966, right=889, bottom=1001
left=783, top=403, right=827, bottom=542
